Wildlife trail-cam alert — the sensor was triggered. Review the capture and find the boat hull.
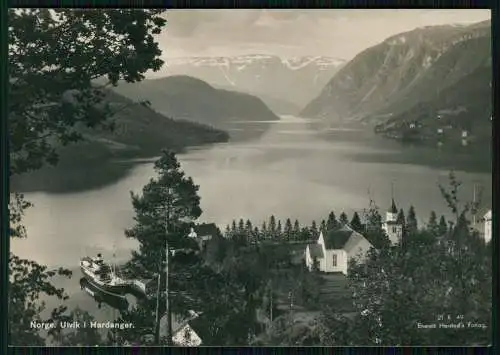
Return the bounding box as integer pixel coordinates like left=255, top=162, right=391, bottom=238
left=79, top=278, right=129, bottom=310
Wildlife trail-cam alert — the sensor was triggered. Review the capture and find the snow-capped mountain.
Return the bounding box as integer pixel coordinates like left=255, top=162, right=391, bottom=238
left=159, top=55, right=345, bottom=114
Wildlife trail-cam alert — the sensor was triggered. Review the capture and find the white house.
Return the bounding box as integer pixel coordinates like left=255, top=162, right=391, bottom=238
left=159, top=311, right=206, bottom=346
left=305, top=225, right=373, bottom=275
left=381, top=199, right=403, bottom=245
left=483, top=210, right=492, bottom=244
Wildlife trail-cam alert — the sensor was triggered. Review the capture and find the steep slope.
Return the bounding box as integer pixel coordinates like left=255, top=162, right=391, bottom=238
left=111, top=75, right=281, bottom=136
left=160, top=55, right=345, bottom=113
left=301, top=21, right=490, bottom=124
left=11, top=90, right=229, bottom=193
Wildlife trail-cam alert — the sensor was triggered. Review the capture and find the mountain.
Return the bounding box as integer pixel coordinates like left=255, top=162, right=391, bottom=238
left=10, top=90, right=229, bottom=193
left=158, top=55, right=346, bottom=114
left=301, top=21, right=491, bottom=131
left=111, top=75, right=281, bottom=140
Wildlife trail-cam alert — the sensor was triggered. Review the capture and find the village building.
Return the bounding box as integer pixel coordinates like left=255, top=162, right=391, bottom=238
left=381, top=199, right=403, bottom=245
left=304, top=224, right=373, bottom=275
left=157, top=310, right=210, bottom=346
left=482, top=210, right=492, bottom=244
left=187, top=223, right=219, bottom=250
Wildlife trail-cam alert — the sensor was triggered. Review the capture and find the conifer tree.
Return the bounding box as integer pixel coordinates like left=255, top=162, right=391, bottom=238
left=320, top=219, right=327, bottom=233
left=284, top=218, right=293, bottom=241
left=277, top=220, right=282, bottom=238
left=293, top=219, right=300, bottom=241
left=327, top=211, right=338, bottom=230
left=350, top=212, right=363, bottom=233
left=438, top=215, right=448, bottom=236
left=406, top=206, right=418, bottom=236
left=427, top=211, right=439, bottom=236
left=269, top=215, right=277, bottom=235
left=339, top=212, right=349, bottom=226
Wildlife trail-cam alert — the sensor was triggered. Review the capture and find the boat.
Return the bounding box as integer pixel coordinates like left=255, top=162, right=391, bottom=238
left=79, top=277, right=129, bottom=311
left=80, top=255, right=130, bottom=294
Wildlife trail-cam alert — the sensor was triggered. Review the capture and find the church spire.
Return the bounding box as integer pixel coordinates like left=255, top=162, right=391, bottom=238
left=389, top=182, right=397, bottom=213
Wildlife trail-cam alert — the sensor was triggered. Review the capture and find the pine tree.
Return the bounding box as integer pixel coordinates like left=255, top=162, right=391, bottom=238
left=224, top=224, right=231, bottom=238
left=231, top=220, right=237, bottom=232
left=311, top=220, right=318, bottom=236
left=261, top=221, right=268, bottom=240
left=339, top=212, right=349, bottom=226
left=293, top=219, right=300, bottom=241
left=320, top=219, right=327, bottom=233
left=438, top=215, right=448, bottom=236
left=407, top=206, right=418, bottom=236
left=276, top=220, right=282, bottom=239
left=284, top=218, right=293, bottom=241
left=427, top=211, right=439, bottom=236
left=350, top=212, right=363, bottom=233
left=269, top=215, right=277, bottom=235
left=396, top=209, right=406, bottom=225
left=238, top=218, right=245, bottom=232
left=327, top=212, right=338, bottom=230
left=245, top=219, right=253, bottom=233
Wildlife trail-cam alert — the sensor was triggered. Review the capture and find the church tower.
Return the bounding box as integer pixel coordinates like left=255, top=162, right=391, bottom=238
left=382, top=188, right=403, bottom=245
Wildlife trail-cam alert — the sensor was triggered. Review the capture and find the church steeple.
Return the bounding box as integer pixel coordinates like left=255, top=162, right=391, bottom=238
left=389, top=198, right=398, bottom=214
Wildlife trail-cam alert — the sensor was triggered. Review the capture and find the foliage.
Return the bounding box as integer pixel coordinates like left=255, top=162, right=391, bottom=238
left=9, top=8, right=167, bottom=176
left=8, top=8, right=167, bottom=345
left=350, top=212, right=363, bottom=233
left=316, top=173, right=491, bottom=346
left=339, top=212, right=349, bottom=226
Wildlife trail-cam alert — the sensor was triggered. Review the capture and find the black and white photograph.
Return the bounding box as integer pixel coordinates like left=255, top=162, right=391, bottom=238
left=8, top=9, right=492, bottom=346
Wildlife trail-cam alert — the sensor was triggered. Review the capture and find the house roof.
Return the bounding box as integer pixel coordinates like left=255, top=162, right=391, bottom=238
left=307, top=244, right=324, bottom=259
left=343, top=230, right=373, bottom=254
left=323, top=226, right=354, bottom=250
left=384, top=220, right=400, bottom=225
left=323, top=225, right=372, bottom=252
left=195, top=223, right=219, bottom=237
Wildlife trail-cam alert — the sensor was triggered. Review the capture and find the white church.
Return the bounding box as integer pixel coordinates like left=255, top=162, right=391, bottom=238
left=381, top=199, right=403, bottom=245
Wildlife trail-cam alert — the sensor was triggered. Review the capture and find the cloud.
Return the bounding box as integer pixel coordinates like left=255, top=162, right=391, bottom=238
left=158, top=10, right=491, bottom=59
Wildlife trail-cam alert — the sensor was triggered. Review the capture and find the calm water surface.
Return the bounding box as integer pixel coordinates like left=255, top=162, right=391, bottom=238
left=11, top=115, right=492, bottom=327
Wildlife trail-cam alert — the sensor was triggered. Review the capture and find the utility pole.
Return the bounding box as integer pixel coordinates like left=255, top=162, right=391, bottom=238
left=165, top=188, right=173, bottom=346
left=153, top=187, right=173, bottom=346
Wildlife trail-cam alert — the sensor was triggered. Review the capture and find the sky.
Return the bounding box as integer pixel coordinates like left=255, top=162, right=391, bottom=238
left=158, top=9, right=490, bottom=60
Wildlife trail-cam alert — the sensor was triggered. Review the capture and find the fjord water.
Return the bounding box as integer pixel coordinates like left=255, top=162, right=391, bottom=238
left=11, top=115, right=491, bottom=325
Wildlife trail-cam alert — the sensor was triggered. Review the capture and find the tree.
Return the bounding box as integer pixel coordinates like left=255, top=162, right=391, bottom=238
left=406, top=206, right=418, bottom=236
left=245, top=219, right=253, bottom=234
left=238, top=218, right=245, bottom=233
left=224, top=224, right=231, bottom=238
left=293, top=219, right=300, bottom=240
left=350, top=212, right=363, bottom=233
left=339, top=212, right=349, bottom=226
left=318, top=173, right=491, bottom=346
left=277, top=220, right=282, bottom=238
left=438, top=215, right=448, bottom=236
left=396, top=209, right=405, bottom=226
left=261, top=221, right=268, bottom=240
left=124, top=151, right=203, bottom=344
left=231, top=220, right=237, bottom=232
left=269, top=215, right=277, bottom=236
left=320, top=219, right=327, bottom=233
left=310, top=220, right=318, bottom=236
left=8, top=8, right=167, bottom=345
left=327, top=211, right=338, bottom=230
left=364, top=201, right=390, bottom=249
left=123, top=151, right=255, bottom=345
left=427, top=211, right=439, bottom=236
left=284, top=218, right=293, bottom=241
left=9, top=9, right=166, bottom=176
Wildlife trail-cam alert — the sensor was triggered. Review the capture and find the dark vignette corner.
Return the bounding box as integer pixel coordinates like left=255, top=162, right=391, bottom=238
left=492, top=3, right=499, bottom=353
left=1, top=0, right=9, bottom=354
